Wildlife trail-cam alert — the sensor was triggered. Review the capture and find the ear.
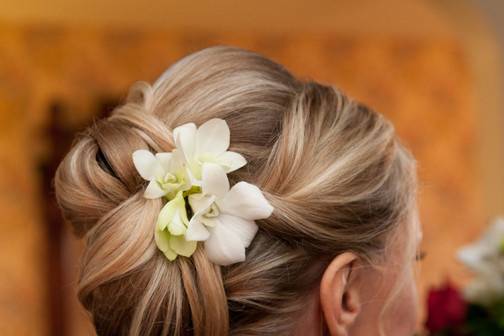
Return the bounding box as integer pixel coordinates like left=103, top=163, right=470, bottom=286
left=320, top=252, right=360, bottom=336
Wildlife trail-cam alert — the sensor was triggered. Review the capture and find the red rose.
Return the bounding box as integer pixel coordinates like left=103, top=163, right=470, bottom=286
left=425, top=281, right=467, bottom=333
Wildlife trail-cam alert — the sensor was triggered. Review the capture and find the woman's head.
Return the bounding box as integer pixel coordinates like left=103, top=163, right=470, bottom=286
left=54, top=46, right=420, bottom=335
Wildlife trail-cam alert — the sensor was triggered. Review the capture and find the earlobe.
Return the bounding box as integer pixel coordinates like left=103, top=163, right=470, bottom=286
left=319, top=252, right=361, bottom=336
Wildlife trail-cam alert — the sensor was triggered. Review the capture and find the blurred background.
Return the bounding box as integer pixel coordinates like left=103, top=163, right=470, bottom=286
left=0, top=0, right=503, bottom=335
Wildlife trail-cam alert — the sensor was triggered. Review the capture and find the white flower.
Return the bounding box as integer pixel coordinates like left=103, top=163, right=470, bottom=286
left=185, top=162, right=274, bottom=266
left=131, top=117, right=274, bottom=264
left=464, top=277, right=504, bottom=305
left=173, top=118, right=247, bottom=185
left=457, top=217, right=504, bottom=304
left=132, top=149, right=191, bottom=199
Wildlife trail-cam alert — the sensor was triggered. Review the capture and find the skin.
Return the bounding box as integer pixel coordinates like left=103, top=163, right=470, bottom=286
left=294, top=210, right=422, bottom=336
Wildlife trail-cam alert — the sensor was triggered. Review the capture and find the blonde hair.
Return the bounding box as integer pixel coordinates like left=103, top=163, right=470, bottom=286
left=54, top=46, right=417, bottom=336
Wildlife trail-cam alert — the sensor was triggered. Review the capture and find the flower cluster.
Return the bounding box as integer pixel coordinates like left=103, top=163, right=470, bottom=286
left=132, top=118, right=274, bottom=266
left=457, top=217, right=504, bottom=304
left=424, top=217, right=504, bottom=335
left=425, top=281, right=467, bottom=334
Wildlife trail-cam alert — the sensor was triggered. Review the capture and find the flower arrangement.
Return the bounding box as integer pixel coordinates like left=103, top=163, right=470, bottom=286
left=132, top=118, right=274, bottom=266
left=425, top=217, right=504, bottom=335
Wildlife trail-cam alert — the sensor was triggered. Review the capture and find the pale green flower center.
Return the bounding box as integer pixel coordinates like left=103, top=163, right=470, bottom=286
left=203, top=203, right=220, bottom=218
left=161, top=172, right=177, bottom=184
left=157, top=171, right=186, bottom=196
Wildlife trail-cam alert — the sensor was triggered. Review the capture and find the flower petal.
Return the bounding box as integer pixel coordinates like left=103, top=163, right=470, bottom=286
left=186, top=216, right=210, bottom=241
left=157, top=199, right=177, bottom=231
left=481, top=217, right=504, bottom=250
left=458, top=244, right=487, bottom=272
left=217, top=151, right=247, bottom=173
left=200, top=216, right=219, bottom=227
left=157, top=190, right=186, bottom=231
left=132, top=149, right=164, bottom=180
left=218, top=214, right=258, bottom=248
left=163, top=250, right=177, bottom=261
left=168, top=208, right=187, bottom=236
left=216, top=181, right=274, bottom=220
left=169, top=235, right=197, bottom=257
left=155, top=228, right=170, bottom=251
left=196, top=118, right=230, bottom=155
left=170, top=149, right=187, bottom=171
left=155, top=229, right=177, bottom=261
left=188, top=193, right=215, bottom=215
left=155, top=152, right=173, bottom=172
left=202, top=162, right=230, bottom=198
left=204, top=219, right=246, bottom=265
left=173, top=122, right=197, bottom=162
left=144, top=180, right=165, bottom=199
left=186, top=166, right=202, bottom=187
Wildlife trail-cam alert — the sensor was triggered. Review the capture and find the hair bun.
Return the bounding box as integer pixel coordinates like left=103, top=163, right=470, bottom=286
left=53, top=46, right=417, bottom=336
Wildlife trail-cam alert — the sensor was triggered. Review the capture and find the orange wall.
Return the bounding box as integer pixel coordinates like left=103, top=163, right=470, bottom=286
left=0, top=0, right=502, bottom=334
